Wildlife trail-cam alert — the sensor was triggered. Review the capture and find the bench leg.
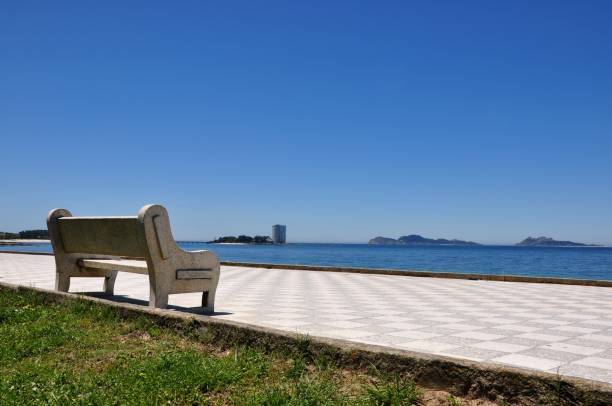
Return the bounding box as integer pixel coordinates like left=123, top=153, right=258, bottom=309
left=202, top=274, right=219, bottom=313
left=202, top=290, right=215, bottom=313
left=103, top=271, right=118, bottom=295
left=149, top=286, right=169, bottom=309
left=55, top=273, right=70, bottom=292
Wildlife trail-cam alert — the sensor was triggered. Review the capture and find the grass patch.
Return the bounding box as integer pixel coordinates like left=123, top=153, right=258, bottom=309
left=366, top=374, right=420, bottom=405
left=0, top=288, right=485, bottom=405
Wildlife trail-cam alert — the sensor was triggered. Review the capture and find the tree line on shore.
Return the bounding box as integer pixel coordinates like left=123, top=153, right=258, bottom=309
left=0, top=229, right=49, bottom=240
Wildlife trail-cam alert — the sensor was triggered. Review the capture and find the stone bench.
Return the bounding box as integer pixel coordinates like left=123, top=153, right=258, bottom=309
left=46, top=204, right=220, bottom=311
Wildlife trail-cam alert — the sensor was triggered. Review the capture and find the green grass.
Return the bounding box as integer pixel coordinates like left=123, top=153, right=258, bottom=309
left=0, top=288, right=453, bottom=405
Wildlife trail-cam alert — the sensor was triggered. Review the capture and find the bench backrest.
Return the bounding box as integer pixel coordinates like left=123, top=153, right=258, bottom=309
left=47, top=205, right=176, bottom=260
left=57, top=217, right=146, bottom=257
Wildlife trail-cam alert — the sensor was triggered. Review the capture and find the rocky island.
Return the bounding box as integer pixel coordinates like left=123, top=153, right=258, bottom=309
left=369, top=235, right=480, bottom=246
left=516, top=236, right=599, bottom=247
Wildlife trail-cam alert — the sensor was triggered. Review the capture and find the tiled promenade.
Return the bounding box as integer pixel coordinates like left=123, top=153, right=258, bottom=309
left=1, top=253, right=612, bottom=385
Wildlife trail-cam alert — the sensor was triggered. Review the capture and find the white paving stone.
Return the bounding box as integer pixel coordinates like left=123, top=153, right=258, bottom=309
left=1, top=252, right=612, bottom=385
left=452, top=331, right=505, bottom=341
left=517, top=333, right=568, bottom=342
left=390, top=330, right=442, bottom=340
left=541, top=342, right=604, bottom=356
left=574, top=357, right=612, bottom=371
left=493, top=324, right=541, bottom=333
left=553, top=325, right=601, bottom=334
left=579, top=334, right=612, bottom=344
left=398, top=340, right=459, bottom=353
left=471, top=341, right=531, bottom=353
left=492, top=354, right=564, bottom=371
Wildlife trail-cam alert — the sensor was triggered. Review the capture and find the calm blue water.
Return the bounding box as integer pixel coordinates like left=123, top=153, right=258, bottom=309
left=2, top=242, right=612, bottom=281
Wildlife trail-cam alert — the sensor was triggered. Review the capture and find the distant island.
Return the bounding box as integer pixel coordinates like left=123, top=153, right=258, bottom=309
left=0, top=229, right=50, bottom=245
left=208, top=235, right=272, bottom=244
left=516, top=236, right=599, bottom=247
left=369, top=235, right=480, bottom=246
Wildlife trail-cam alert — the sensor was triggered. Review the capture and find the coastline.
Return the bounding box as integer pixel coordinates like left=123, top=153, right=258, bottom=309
left=0, top=239, right=50, bottom=246
left=1, top=239, right=608, bottom=248
left=1, top=241, right=610, bottom=281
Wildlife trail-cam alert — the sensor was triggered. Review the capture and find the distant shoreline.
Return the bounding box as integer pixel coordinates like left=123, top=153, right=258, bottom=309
left=0, top=239, right=50, bottom=246
left=1, top=241, right=610, bottom=281
left=1, top=240, right=609, bottom=248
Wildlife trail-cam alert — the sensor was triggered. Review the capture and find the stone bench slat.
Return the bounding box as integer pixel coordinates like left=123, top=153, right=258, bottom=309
left=79, top=259, right=149, bottom=275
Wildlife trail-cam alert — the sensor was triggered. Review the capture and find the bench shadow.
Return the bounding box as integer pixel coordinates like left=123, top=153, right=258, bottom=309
left=79, top=292, right=233, bottom=316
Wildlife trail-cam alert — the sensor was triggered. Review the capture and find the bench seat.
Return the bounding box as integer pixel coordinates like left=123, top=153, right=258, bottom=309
left=80, top=259, right=215, bottom=280
left=79, top=259, right=149, bottom=274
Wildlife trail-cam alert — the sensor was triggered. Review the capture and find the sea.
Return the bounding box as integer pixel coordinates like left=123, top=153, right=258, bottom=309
left=2, top=242, right=612, bottom=281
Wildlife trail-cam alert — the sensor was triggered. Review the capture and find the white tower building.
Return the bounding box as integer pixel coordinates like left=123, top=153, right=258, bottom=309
left=272, top=224, right=286, bottom=244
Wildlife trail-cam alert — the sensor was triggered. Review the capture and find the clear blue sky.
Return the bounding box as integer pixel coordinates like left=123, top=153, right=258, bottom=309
left=1, top=1, right=611, bottom=245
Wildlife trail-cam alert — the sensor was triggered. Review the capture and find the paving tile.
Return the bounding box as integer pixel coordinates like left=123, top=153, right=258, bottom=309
left=578, top=334, right=612, bottom=344
left=438, top=346, right=506, bottom=362
left=596, top=349, right=612, bottom=359
left=363, top=310, right=407, bottom=316
left=517, top=333, right=568, bottom=342
left=430, top=335, right=482, bottom=346
left=559, top=313, right=600, bottom=320
left=438, top=323, right=485, bottom=331
left=413, top=310, right=455, bottom=317
left=490, top=324, right=541, bottom=333
left=518, top=348, right=585, bottom=363
left=380, top=322, right=431, bottom=330
left=479, top=317, right=522, bottom=325
left=371, top=315, right=415, bottom=323
left=350, top=334, right=422, bottom=346
left=541, top=342, right=605, bottom=356
left=461, top=311, right=502, bottom=318
left=574, top=357, right=612, bottom=371
left=318, top=320, right=368, bottom=329
left=425, top=316, right=467, bottom=323
left=309, top=328, right=378, bottom=339
left=579, top=320, right=612, bottom=327
left=526, top=319, right=572, bottom=326
left=551, top=325, right=601, bottom=334
left=556, top=364, right=612, bottom=383
left=470, top=341, right=531, bottom=353
left=563, top=338, right=612, bottom=350
left=397, top=340, right=459, bottom=353
left=271, top=312, right=310, bottom=320
left=492, top=354, right=564, bottom=371
left=314, top=313, right=364, bottom=321
left=511, top=312, right=548, bottom=319
left=389, top=330, right=442, bottom=340
left=452, top=331, right=506, bottom=341
left=416, top=326, right=472, bottom=335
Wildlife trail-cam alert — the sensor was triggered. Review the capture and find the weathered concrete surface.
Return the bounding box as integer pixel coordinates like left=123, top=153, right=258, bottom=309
left=1, top=252, right=612, bottom=390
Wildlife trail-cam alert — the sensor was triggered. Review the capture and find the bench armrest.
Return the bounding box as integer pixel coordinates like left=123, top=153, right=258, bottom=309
left=175, top=248, right=220, bottom=270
